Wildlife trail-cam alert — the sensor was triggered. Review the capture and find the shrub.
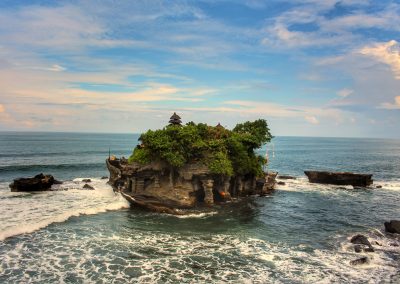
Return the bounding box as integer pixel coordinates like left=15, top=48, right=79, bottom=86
left=129, top=119, right=272, bottom=177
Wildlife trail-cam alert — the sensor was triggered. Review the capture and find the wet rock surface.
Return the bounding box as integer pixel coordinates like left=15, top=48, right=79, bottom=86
left=9, top=173, right=56, bottom=192
left=350, top=234, right=372, bottom=247
left=304, top=171, right=373, bottom=187
left=278, top=175, right=296, bottom=180
left=82, top=184, right=95, bottom=190
left=350, top=257, right=369, bottom=266
left=107, top=158, right=277, bottom=213
left=384, top=220, right=400, bottom=234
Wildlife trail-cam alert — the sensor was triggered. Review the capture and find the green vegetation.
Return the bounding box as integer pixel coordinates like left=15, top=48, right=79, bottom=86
left=128, top=119, right=272, bottom=177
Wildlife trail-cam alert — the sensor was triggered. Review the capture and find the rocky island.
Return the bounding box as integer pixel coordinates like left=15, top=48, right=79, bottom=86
left=107, top=113, right=277, bottom=214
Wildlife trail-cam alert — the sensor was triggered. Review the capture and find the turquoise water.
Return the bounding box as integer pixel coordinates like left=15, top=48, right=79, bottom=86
left=0, top=133, right=399, bottom=283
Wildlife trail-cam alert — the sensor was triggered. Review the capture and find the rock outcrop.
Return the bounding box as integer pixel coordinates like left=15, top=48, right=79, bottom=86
left=350, top=234, right=374, bottom=252
left=304, top=171, right=373, bottom=187
left=107, top=158, right=277, bottom=213
left=9, top=173, right=55, bottom=192
left=384, top=220, right=400, bottom=234
left=278, top=175, right=296, bottom=180
left=350, top=257, right=369, bottom=266
left=82, top=184, right=95, bottom=190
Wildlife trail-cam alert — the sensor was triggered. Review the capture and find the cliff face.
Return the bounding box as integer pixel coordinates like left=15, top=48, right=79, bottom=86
left=106, top=158, right=276, bottom=213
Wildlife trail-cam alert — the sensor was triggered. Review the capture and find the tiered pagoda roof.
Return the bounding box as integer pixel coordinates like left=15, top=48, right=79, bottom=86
left=169, top=112, right=182, bottom=125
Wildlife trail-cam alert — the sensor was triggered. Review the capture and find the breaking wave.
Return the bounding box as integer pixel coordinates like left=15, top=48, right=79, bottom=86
left=0, top=178, right=129, bottom=241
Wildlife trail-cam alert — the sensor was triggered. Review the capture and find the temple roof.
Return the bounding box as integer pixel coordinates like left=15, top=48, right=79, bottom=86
left=170, top=112, right=181, bottom=120
left=169, top=112, right=182, bottom=125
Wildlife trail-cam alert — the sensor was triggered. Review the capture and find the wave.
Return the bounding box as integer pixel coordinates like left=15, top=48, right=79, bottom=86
left=0, top=178, right=129, bottom=241
left=0, top=162, right=106, bottom=173
left=1, top=228, right=397, bottom=283
left=275, top=176, right=400, bottom=192
left=172, top=211, right=218, bottom=219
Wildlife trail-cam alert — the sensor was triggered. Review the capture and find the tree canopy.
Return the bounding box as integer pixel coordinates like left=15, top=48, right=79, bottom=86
left=128, top=119, right=272, bottom=177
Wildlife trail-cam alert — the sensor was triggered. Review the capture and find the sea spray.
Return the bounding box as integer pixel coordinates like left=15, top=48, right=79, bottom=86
left=0, top=178, right=129, bottom=241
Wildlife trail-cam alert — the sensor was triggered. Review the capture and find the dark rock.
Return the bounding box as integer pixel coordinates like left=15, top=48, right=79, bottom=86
left=82, top=179, right=92, bottom=183
left=53, top=179, right=63, bottom=185
left=9, top=173, right=55, bottom=192
left=350, top=234, right=372, bottom=247
left=354, top=244, right=374, bottom=253
left=376, top=185, right=382, bottom=189
left=260, top=172, right=278, bottom=195
left=82, top=184, right=95, bottom=190
left=350, top=257, right=369, bottom=266
left=304, top=171, right=373, bottom=187
left=278, top=175, right=296, bottom=180
left=101, top=176, right=108, bottom=180
left=384, top=220, right=400, bottom=234
left=107, top=158, right=277, bottom=213
left=389, top=242, right=399, bottom=247
left=354, top=245, right=362, bottom=253
left=364, top=247, right=375, bottom=252
left=277, top=181, right=286, bottom=185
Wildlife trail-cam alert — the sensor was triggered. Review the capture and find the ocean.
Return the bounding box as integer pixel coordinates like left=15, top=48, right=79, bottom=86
left=0, top=132, right=399, bottom=283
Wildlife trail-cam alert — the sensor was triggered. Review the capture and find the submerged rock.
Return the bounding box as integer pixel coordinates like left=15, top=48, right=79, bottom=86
left=304, top=171, right=373, bottom=187
left=350, top=234, right=372, bottom=247
left=384, top=220, right=400, bottom=234
left=277, top=181, right=286, bottom=185
left=82, top=179, right=92, bottom=183
left=278, top=175, right=296, bottom=180
left=354, top=245, right=362, bottom=253
left=350, top=234, right=375, bottom=253
left=101, top=176, right=108, bottom=180
left=350, top=257, right=369, bottom=266
left=9, top=173, right=55, bottom=192
left=82, top=184, right=95, bottom=190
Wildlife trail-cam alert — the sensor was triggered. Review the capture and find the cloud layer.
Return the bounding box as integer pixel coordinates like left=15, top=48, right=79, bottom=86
left=0, top=0, right=399, bottom=137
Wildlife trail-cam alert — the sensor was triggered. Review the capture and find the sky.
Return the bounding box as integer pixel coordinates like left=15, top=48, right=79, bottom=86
left=0, top=0, right=400, bottom=138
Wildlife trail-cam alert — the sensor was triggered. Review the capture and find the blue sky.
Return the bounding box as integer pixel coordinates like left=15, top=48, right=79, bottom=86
left=0, top=0, right=399, bottom=137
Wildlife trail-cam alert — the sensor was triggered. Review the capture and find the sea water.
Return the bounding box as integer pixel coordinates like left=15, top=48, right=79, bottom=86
left=0, top=133, right=399, bottom=283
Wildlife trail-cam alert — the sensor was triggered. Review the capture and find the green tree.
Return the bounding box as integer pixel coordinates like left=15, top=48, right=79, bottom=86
left=128, top=119, right=272, bottom=177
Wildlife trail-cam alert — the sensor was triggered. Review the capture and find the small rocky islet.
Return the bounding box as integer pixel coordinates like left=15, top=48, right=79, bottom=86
left=107, top=113, right=276, bottom=214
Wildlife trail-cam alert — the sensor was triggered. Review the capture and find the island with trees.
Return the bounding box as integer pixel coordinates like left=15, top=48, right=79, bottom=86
left=106, top=113, right=277, bottom=214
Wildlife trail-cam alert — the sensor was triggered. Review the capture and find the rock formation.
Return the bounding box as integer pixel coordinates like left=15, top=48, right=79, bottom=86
left=304, top=171, right=373, bottom=187
left=9, top=173, right=56, bottom=192
left=384, top=220, right=400, bottom=234
left=106, top=158, right=277, bottom=213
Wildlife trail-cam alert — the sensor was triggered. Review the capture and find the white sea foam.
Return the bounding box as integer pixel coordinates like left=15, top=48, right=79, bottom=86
left=275, top=176, right=400, bottom=194
left=0, top=178, right=129, bottom=241
left=172, top=211, right=218, bottom=219
left=1, top=228, right=398, bottom=283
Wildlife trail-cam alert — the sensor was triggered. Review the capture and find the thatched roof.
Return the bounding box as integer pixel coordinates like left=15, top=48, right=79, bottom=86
left=170, top=112, right=181, bottom=120
left=169, top=112, right=182, bottom=125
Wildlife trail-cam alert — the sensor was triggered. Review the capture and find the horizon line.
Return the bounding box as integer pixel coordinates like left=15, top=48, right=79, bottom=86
left=0, top=130, right=399, bottom=141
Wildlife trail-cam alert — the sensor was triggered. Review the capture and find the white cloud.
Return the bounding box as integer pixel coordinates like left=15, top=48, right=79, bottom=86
left=304, top=115, right=319, bottom=124
left=380, top=96, right=400, bottom=109
left=337, top=88, right=353, bottom=98
left=359, top=40, right=400, bottom=79
left=48, top=64, right=66, bottom=72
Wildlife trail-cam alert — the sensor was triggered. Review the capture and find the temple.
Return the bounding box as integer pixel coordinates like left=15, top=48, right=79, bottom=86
left=169, top=112, right=182, bottom=126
